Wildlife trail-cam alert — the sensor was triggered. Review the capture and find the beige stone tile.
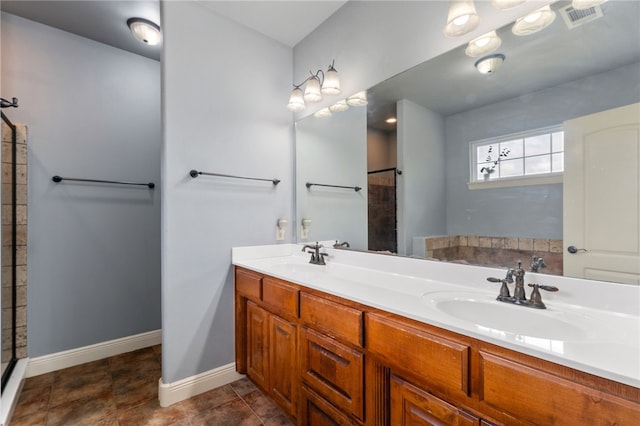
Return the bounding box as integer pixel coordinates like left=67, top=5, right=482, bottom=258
left=533, top=239, right=550, bottom=253
left=518, top=238, right=533, bottom=251
left=467, top=235, right=479, bottom=247
left=504, top=237, right=518, bottom=250
left=1, top=205, right=11, bottom=225
left=458, top=235, right=468, bottom=247
left=16, top=244, right=27, bottom=265
left=16, top=124, right=28, bottom=144
left=425, top=238, right=434, bottom=250
left=16, top=164, right=27, bottom=185
left=479, top=237, right=492, bottom=248
left=2, top=163, right=11, bottom=184
left=16, top=265, right=27, bottom=286
left=491, top=238, right=504, bottom=249
left=549, top=239, right=563, bottom=253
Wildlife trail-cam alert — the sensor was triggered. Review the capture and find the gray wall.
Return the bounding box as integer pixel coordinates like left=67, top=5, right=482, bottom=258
left=397, top=100, right=446, bottom=256
left=161, top=1, right=293, bottom=383
left=1, top=13, right=161, bottom=356
left=296, top=107, right=368, bottom=248
left=445, top=62, right=640, bottom=239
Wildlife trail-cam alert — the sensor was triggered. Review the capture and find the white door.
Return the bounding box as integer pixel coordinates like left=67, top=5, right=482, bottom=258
left=564, top=103, right=640, bottom=284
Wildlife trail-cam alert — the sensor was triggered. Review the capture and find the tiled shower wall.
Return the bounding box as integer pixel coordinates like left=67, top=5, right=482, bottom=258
left=368, top=175, right=396, bottom=253
left=1, top=122, right=27, bottom=360
left=425, top=235, right=563, bottom=275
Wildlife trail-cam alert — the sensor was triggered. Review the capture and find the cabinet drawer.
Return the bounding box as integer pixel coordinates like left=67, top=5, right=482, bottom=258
left=391, top=375, right=479, bottom=426
left=300, top=385, right=360, bottom=426
left=235, top=268, right=262, bottom=300
left=262, top=277, right=299, bottom=318
left=366, top=313, right=470, bottom=398
left=301, top=327, right=364, bottom=420
left=479, top=351, right=640, bottom=425
left=300, top=292, right=363, bottom=347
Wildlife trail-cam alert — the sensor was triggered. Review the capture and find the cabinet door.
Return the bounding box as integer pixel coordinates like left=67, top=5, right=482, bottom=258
left=299, top=385, right=359, bottom=426
left=390, top=375, right=479, bottom=426
left=300, top=327, right=364, bottom=420
left=270, top=314, right=297, bottom=417
left=247, top=301, right=269, bottom=391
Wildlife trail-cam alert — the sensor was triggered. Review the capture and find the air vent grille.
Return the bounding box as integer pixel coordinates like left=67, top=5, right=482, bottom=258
left=560, top=4, right=604, bottom=29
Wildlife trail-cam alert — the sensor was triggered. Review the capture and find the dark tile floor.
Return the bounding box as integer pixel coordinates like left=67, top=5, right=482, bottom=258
left=10, top=346, right=295, bottom=426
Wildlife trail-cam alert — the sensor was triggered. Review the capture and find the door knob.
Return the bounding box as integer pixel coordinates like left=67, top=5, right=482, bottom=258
left=567, top=245, right=588, bottom=254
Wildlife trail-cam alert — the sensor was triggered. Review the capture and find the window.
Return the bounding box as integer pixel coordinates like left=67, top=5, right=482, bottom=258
left=469, top=126, right=564, bottom=189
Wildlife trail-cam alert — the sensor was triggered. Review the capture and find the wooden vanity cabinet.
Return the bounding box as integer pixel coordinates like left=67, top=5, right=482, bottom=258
left=390, top=375, right=480, bottom=426
left=235, top=269, right=299, bottom=417
left=299, top=292, right=365, bottom=423
left=234, top=267, right=640, bottom=426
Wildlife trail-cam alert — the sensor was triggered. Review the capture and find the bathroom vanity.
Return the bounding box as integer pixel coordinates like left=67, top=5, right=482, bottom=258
left=233, top=244, right=639, bottom=425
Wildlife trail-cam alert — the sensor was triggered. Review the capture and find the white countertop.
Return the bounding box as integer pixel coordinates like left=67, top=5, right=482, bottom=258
left=232, top=243, right=640, bottom=388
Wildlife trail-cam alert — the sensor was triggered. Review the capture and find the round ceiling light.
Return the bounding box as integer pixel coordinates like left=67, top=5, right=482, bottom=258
left=474, top=54, right=505, bottom=74
left=127, top=18, right=162, bottom=45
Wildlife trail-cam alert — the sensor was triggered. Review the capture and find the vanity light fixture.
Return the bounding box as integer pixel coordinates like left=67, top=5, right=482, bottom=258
left=386, top=117, right=397, bottom=124
left=572, top=0, right=606, bottom=10
left=475, top=53, right=505, bottom=74
left=314, top=108, right=332, bottom=118
left=443, top=0, right=480, bottom=37
left=512, top=5, right=556, bottom=36
left=465, top=31, right=502, bottom=58
left=127, top=18, right=161, bottom=45
left=329, top=100, right=350, bottom=112
left=287, top=61, right=341, bottom=112
left=492, top=0, right=526, bottom=10
left=346, top=91, right=368, bottom=107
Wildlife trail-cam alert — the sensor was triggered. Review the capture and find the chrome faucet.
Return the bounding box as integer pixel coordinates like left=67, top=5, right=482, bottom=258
left=301, top=242, right=327, bottom=265
left=530, top=255, right=547, bottom=273
left=487, top=261, right=558, bottom=309
left=333, top=240, right=350, bottom=248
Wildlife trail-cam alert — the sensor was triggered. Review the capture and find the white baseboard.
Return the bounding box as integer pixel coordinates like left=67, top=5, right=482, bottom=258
left=1, top=358, right=28, bottom=426
left=158, top=362, right=244, bottom=407
left=26, top=329, right=162, bottom=377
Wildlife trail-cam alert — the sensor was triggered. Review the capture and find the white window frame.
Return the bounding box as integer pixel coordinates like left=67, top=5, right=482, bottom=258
left=467, top=125, right=564, bottom=190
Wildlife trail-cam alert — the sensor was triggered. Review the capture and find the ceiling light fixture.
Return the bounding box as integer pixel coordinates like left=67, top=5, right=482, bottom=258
left=465, top=30, right=502, bottom=58
left=386, top=117, right=397, bottom=124
left=474, top=53, right=505, bottom=74
left=127, top=18, right=161, bottom=45
left=572, top=0, right=606, bottom=10
left=492, top=0, right=526, bottom=10
left=443, top=0, right=480, bottom=37
left=512, top=5, right=556, bottom=36
left=287, top=60, right=341, bottom=112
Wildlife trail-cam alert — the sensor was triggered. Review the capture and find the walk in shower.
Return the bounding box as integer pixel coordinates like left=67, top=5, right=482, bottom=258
left=1, top=96, right=24, bottom=393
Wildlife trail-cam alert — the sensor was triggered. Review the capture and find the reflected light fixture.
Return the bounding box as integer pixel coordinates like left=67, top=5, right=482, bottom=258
left=443, top=0, right=480, bottom=37
left=465, top=31, right=502, bottom=58
left=386, top=117, right=397, bottom=124
left=314, top=108, right=332, bottom=118
left=512, top=5, right=556, bottom=36
left=287, top=60, right=341, bottom=112
left=492, top=0, right=526, bottom=10
left=329, top=100, right=350, bottom=112
left=572, top=0, right=606, bottom=10
left=475, top=53, right=505, bottom=74
left=346, top=91, right=368, bottom=106
left=127, top=18, right=161, bottom=45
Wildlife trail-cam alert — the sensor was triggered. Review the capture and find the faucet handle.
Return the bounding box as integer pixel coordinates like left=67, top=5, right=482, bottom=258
left=528, top=283, right=559, bottom=292
left=488, top=277, right=511, bottom=300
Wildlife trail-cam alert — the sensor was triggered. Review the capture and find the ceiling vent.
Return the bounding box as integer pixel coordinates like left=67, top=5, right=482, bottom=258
left=559, top=4, right=604, bottom=29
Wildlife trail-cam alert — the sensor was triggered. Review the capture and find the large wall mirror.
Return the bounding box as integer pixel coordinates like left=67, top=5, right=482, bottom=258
left=295, top=0, right=640, bottom=283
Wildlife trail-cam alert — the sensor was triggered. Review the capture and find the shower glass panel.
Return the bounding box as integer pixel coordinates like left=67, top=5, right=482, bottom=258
left=1, top=111, right=18, bottom=391
left=368, top=167, right=398, bottom=253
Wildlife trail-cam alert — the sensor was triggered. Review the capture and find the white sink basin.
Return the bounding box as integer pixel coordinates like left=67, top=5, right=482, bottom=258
left=422, top=291, right=589, bottom=340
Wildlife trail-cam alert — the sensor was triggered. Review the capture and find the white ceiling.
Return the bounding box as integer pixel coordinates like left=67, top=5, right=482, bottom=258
left=0, top=1, right=348, bottom=61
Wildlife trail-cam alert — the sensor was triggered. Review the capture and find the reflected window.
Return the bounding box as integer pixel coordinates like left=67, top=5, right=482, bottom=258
left=471, top=126, right=564, bottom=183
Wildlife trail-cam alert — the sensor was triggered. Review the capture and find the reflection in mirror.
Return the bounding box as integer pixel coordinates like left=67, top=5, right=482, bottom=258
left=295, top=0, right=640, bottom=282
left=296, top=106, right=367, bottom=248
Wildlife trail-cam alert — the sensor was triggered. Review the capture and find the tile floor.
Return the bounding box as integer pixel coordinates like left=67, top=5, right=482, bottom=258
left=10, top=345, right=295, bottom=426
